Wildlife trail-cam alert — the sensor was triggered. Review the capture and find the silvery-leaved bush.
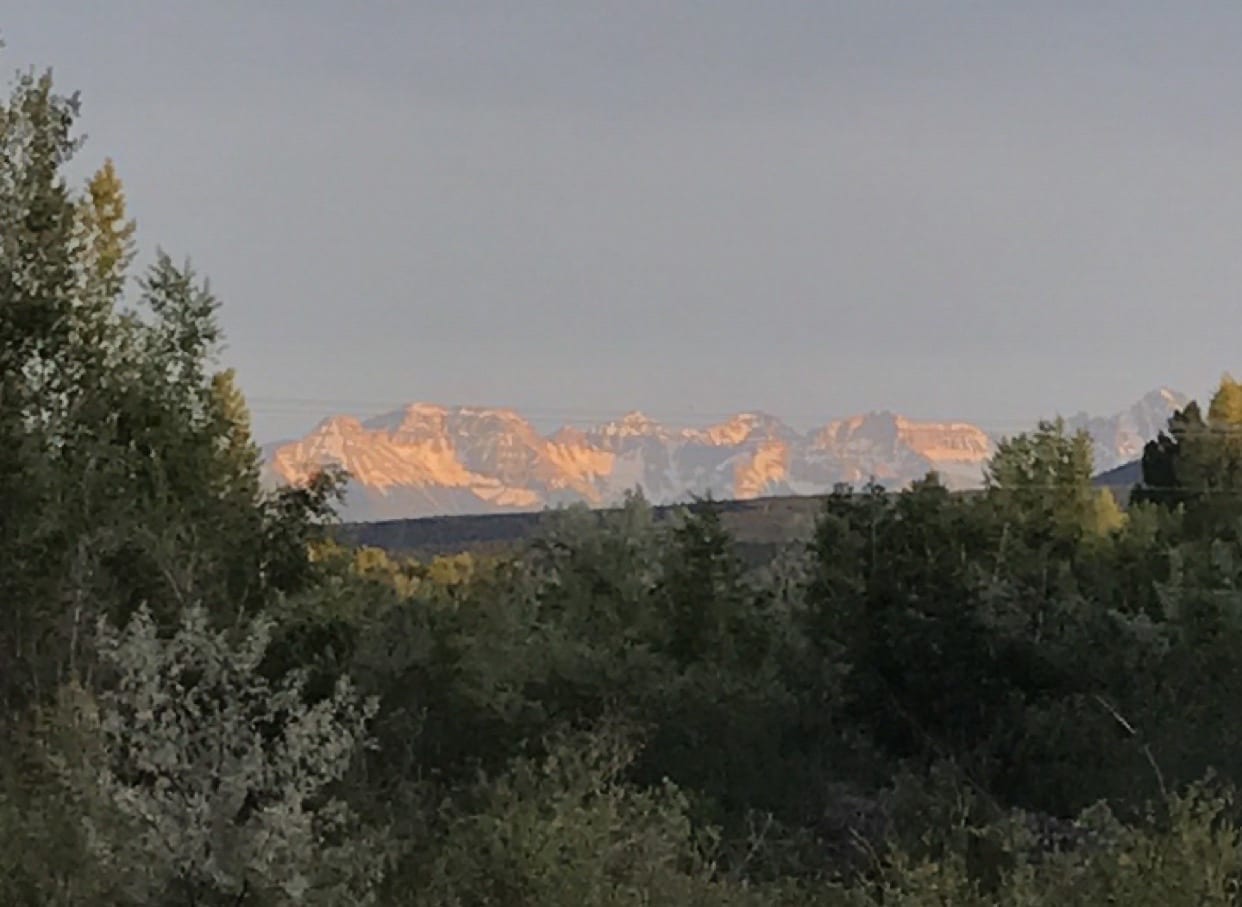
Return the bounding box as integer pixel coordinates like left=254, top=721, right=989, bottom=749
left=66, top=603, right=385, bottom=905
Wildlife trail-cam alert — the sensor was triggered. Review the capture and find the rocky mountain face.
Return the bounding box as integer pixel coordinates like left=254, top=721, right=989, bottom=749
left=1063, top=387, right=1189, bottom=472
left=262, top=390, right=1188, bottom=521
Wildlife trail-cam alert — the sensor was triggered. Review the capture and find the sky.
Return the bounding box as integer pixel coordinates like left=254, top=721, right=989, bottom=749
left=6, top=2, right=1242, bottom=442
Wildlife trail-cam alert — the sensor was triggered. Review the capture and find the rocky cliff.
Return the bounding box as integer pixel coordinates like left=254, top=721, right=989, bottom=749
left=262, top=390, right=1187, bottom=521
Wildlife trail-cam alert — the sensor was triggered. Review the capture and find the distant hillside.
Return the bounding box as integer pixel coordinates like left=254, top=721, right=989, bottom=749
left=1092, top=458, right=1144, bottom=502
left=340, top=456, right=1143, bottom=562
left=271, top=388, right=1187, bottom=521
left=1094, top=459, right=1144, bottom=485
left=1063, top=388, right=1186, bottom=471
left=339, top=494, right=826, bottom=566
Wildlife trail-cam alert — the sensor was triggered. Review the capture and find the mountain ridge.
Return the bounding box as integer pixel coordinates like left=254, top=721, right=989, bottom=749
left=262, top=388, right=1189, bottom=521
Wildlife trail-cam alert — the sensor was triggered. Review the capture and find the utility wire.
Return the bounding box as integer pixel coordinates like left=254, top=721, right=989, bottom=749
left=243, top=394, right=1198, bottom=433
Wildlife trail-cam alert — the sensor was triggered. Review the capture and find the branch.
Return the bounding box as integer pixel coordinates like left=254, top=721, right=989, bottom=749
left=1093, top=694, right=1167, bottom=798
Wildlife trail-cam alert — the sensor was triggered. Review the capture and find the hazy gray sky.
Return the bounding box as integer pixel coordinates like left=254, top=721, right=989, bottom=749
left=7, top=2, right=1242, bottom=441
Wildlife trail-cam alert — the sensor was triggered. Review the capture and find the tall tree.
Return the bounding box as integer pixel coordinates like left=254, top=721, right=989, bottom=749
left=986, top=418, right=1120, bottom=553
left=658, top=497, right=749, bottom=667
left=0, top=64, right=338, bottom=713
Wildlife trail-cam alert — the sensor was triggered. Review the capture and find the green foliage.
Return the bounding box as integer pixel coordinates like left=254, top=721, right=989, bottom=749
left=805, top=477, right=1052, bottom=779
left=0, top=725, right=115, bottom=906
left=865, top=784, right=1242, bottom=906
left=409, top=724, right=768, bottom=907
left=986, top=418, right=1117, bottom=548
left=0, top=57, right=365, bottom=903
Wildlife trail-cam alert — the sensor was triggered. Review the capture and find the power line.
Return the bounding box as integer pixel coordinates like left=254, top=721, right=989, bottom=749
left=244, top=394, right=1203, bottom=433
left=245, top=396, right=749, bottom=421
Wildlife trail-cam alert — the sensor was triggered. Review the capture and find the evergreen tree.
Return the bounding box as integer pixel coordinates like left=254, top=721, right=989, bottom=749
left=658, top=497, right=749, bottom=667
left=1136, top=376, right=1242, bottom=537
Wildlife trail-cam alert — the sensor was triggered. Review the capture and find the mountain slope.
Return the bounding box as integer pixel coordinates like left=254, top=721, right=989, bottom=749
left=1064, top=388, right=1190, bottom=472
left=262, top=390, right=1188, bottom=521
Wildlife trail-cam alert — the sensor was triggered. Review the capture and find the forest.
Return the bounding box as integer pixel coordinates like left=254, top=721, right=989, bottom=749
left=9, top=63, right=1242, bottom=905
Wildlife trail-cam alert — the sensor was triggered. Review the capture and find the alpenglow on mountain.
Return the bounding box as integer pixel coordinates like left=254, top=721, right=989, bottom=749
left=261, top=389, right=1188, bottom=521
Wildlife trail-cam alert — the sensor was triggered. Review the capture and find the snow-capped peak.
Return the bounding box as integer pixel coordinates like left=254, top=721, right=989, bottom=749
left=264, top=391, right=1190, bottom=520
left=593, top=411, right=668, bottom=440
left=699, top=411, right=796, bottom=446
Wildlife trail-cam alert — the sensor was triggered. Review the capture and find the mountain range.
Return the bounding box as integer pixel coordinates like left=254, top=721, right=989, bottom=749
left=261, top=388, right=1188, bottom=522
